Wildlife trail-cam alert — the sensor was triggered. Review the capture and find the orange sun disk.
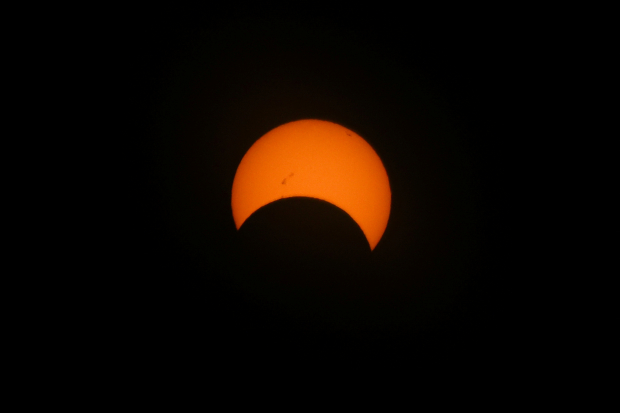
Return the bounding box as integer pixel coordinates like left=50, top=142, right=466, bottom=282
left=232, top=119, right=391, bottom=250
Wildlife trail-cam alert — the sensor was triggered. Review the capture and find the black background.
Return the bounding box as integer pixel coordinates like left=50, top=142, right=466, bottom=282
left=102, top=6, right=525, bottom=367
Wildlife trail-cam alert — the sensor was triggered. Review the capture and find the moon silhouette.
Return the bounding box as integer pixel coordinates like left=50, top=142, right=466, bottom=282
left=231, top=119, right=391, bottom=250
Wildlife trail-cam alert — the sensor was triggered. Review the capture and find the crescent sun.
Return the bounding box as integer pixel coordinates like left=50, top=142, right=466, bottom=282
left=231, top=119, right=391, bottom=250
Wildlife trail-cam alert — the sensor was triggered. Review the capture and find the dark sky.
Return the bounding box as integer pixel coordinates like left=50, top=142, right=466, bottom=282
left=103, top=6, right=525, bottom=366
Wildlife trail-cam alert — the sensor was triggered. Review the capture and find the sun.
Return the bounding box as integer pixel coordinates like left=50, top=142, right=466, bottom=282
left=232, top=119, right=391, bottom=250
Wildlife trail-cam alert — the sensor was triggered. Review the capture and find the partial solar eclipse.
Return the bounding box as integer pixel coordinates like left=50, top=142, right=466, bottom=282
left=232, top=119, right=391, bottom=250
